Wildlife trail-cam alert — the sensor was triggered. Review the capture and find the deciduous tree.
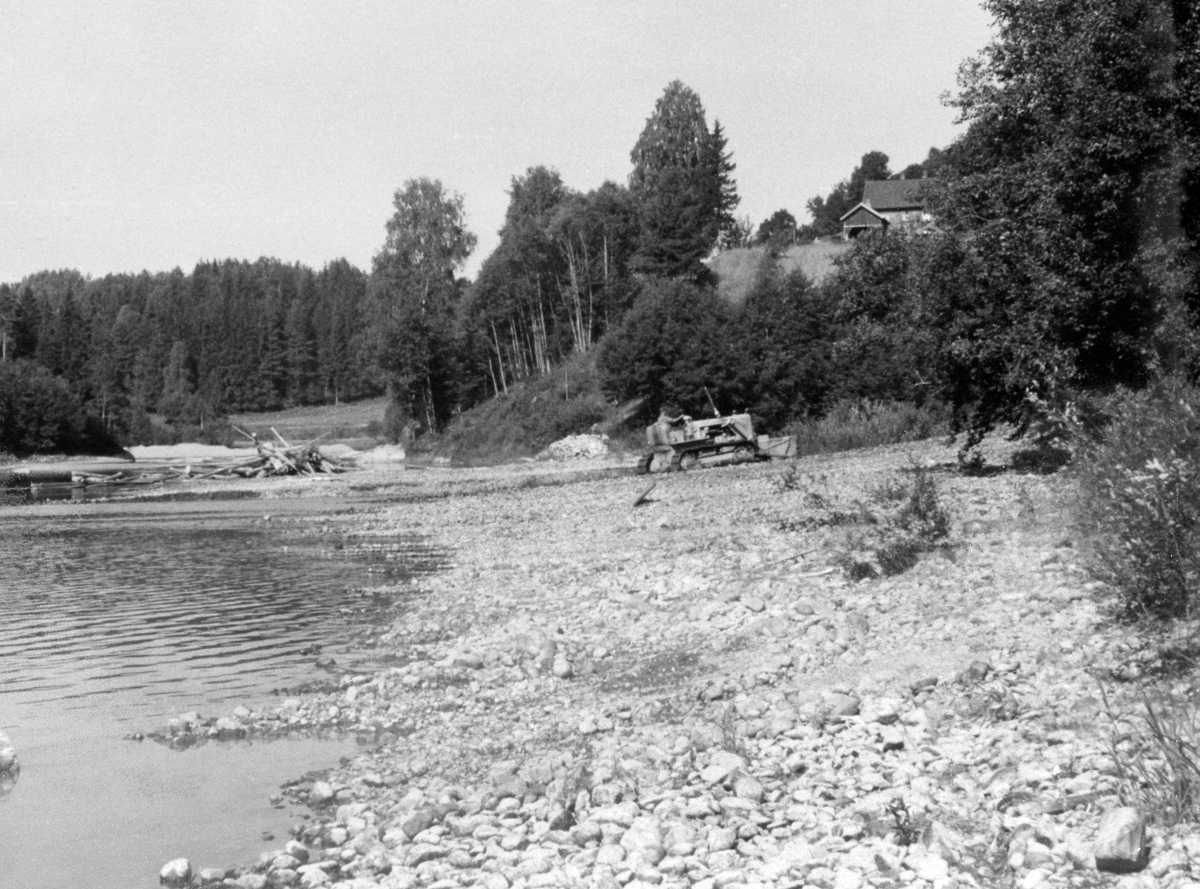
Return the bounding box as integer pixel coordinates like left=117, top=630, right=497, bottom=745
left=370, top=177, right=476, bottom=432
left=937, top=0, right=1193, bottom=442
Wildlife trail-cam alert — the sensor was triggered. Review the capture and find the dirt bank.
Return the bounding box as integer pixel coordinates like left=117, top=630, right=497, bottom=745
left=155, top=442, right=1200, bottom=889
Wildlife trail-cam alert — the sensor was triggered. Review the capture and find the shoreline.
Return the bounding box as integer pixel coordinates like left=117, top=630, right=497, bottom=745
left=145, top=441, right=1200, bottom=888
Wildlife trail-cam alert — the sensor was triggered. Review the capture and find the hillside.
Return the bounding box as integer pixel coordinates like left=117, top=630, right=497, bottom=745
left=425, top=351, right=627, bottom=465
left=227, top=397, right=390, bottom=450
left=711, top=240, right=853, bottom=306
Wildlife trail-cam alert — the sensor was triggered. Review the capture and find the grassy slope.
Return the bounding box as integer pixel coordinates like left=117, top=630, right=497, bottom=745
left=227, top=396, right=389, bottom=449
left=427, top=351, right=630, bottom=465
left=710, top=239, right=852, bottom=306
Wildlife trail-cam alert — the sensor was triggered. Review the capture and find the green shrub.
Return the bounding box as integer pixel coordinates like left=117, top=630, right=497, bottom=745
left=1076, top=379, right=1200, bottom=620
left=806, top=465, right=953, bottom=580
left=893, top=465, right=952, bottom=542
left=786, top=399, right=948, bottom=457
left=597, top=278, right=737, bottom=420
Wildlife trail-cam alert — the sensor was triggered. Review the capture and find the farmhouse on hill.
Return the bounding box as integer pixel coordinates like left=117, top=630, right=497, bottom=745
left=839, top=178, right=933, bottom=239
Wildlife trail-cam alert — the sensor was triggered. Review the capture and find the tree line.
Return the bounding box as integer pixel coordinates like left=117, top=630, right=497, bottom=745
left=0, top=258, right=374, bottom=451
left=0, top=79, right=739, bottom=453
left=4, top=0, right=1198, bottom=459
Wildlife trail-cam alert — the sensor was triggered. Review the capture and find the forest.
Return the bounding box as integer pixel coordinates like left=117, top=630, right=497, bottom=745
left=1, top=0, right=1197, bottom=460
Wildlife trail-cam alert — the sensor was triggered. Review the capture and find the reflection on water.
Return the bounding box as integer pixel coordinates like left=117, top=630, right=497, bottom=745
left=0, top=495, right=442, bottom=889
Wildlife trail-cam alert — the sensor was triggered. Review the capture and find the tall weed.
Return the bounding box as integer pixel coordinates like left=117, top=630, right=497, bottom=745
left=1104, top=684, right=1200, bottom=825
left=786, top=399, right=948, bottom=458
left=1075, top=379, right=1200, bottom=620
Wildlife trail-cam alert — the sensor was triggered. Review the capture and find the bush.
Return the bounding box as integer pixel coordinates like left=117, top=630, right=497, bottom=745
left=781, top=464, right=952, bottom=580
left=893, top=464, right=952, bottom=542
left=843, top=465, right=951, bottom=579
left=0, top=360, right=87, bottom=455
left=1076, top=379, right=1200, bottom=620
left=598, top=278, right=737, bottom=420
left=786, top=399, right=949, bottom=457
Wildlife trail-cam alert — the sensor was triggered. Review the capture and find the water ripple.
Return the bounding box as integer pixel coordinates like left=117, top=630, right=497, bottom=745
left=0, top=505, right=443, bottom=730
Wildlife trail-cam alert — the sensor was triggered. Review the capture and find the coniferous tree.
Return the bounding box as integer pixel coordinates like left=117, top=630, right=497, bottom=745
left=629, top=81, right=738, bottom=279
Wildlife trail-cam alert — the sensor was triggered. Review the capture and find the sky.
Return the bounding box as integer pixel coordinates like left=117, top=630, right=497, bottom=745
left=0, top=1, right=996, bottom=285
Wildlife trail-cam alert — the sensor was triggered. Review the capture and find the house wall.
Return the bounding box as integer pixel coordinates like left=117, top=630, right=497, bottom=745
left=842, top=207, right=884, bottom=228
left=879, top=209, right=930, bottom=229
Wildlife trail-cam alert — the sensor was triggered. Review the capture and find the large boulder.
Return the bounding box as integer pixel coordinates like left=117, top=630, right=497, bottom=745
left=1094, top=807, right=1148, bottom=873
left=159, top=858, right=192, bottom=887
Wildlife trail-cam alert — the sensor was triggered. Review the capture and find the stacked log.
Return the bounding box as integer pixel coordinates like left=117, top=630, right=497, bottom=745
left=69, top=427, right=355, bottom=489
left=189, top=427, right=355, bottom=479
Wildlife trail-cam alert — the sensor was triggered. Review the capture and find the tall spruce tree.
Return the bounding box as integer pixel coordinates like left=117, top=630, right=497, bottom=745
left=629, top=81, right=738, bottom=279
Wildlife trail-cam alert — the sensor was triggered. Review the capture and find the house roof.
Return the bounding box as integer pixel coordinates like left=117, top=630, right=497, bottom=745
left=862, top=179, right=928, bottom=211
left=838, top=203, right=887, bottom=224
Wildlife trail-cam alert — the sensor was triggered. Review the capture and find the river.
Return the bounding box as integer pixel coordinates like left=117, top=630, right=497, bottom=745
left=0, top=491, right=442, bottom=889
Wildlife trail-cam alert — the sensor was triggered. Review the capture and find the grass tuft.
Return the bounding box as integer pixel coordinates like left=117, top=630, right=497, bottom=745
left=1104, top=683, right=1200, bottom=825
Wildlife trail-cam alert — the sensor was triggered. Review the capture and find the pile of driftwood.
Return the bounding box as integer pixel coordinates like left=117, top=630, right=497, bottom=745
left=71, top=427, right=355, bottom=488
left=218, top=427, right=354, bottom=478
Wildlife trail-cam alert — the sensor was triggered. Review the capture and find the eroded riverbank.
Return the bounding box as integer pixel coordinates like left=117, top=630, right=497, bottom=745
left=85, top=444, right=1200, bottom=887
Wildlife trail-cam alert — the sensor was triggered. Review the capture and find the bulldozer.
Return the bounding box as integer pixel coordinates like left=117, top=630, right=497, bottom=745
left=637, top=400, right=796, bottom=473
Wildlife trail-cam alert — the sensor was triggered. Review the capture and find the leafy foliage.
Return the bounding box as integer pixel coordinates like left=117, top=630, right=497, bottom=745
left=1076, top=379, right=1200, bottom=620
left=0, top=258, right=379, bottom=450
left=597, top=278, right=736, bottom=419
left=753, top=209, right=798, bottom=250
left=430, top=352, right=613, bottom=464
left=821, top=232, right=942, bottom=406
left=463, top=170, right=639, bottom=401
left=935, top=0, right=1199, bottom=444
left=727, top=258, right=830, bottom=429
left=785, top=400, right=949, bottom=458
left=0, top=359, right=109, bottom=455
left=370, top=177, right=477, bottom=433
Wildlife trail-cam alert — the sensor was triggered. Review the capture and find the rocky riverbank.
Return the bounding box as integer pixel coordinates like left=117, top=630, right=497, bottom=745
left=153, top=440, right=1200, bottom=889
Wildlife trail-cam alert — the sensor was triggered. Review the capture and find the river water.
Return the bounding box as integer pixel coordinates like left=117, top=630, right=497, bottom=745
left=0, top=491, right=442, bottom=889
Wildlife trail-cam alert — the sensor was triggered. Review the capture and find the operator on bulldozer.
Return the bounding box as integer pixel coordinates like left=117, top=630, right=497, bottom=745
left=640, top=404, right=691, bottom=473
left=656, top=404, right=689, bottom=434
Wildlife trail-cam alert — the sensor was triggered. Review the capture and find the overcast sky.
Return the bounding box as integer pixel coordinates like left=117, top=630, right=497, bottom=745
left=0, top=1, right=995, bottom=285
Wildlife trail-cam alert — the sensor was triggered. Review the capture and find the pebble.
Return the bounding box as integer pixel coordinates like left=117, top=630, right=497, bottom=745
left=147, top=449, right=1200, bottom=889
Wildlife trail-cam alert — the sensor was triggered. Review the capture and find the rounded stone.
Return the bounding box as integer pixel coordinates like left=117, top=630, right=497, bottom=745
left=159, top=857, right=192, bottom=887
